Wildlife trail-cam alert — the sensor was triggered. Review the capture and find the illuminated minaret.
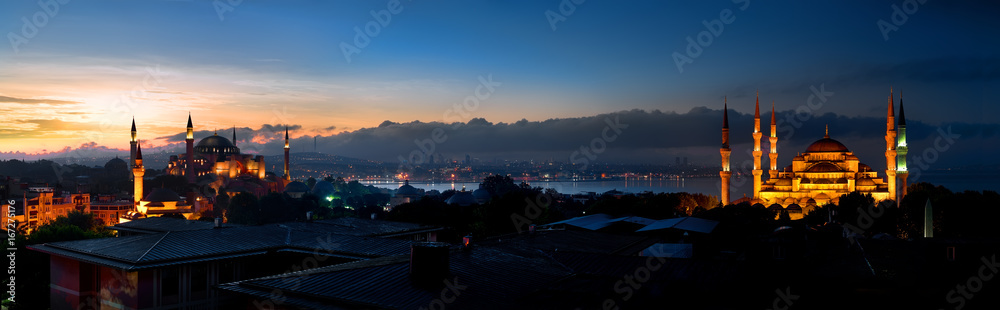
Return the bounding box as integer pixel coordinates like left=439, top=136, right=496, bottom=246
left=132, top=141, right=145, bottom=207
left=720, top=98, right=731, bottom=205
left=284, top=126, right=290, bottom=181
left=768, top=101, right=778, bottom=179
left=885, top=88, right=897, bottom=202
left=130, top=117, right=137, bottom=181
left=896, top=91, right=908, bottom=200
left=752, top=91, right=762, bottom=199
left=186, top=113, right=195, bottom=184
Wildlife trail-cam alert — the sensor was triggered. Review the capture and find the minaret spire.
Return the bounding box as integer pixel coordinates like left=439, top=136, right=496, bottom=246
left=133, top=140, right=145, bottom=208
left=720, top=98, right=732, bottom=206
left=897, top=90, right=909, bottom=200
left=130, top=117, right=138, bottom=181
left=232, top=126, right=237, bottom=146
left=768, top=101, right=778, bottom=178
left=885, top=88, right=898, bottom=202
left=185, top=113, right=195, bottom=184
left=284, top=126, right=291, bottom=181
left=752, top=91, right=763, bottom=200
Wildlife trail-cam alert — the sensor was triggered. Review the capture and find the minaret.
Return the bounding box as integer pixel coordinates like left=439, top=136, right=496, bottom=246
left=284, top=126, right=290, bottom=181
left=186, top=113, right=196, bottom=184
left=768, top=101, right=778, bottom=179
left=896, top=91, right=908, bottom=200
left=752, top=91, right=763, bottom=199
left=885, top=88, right=897, bottom=202
left=133, top=141, right=145, bottom=207
left=719, top=98, right=731, bottom=206
left=130, top=117, right=137, bottom=181
left=232, top=126, right=237, bottom=146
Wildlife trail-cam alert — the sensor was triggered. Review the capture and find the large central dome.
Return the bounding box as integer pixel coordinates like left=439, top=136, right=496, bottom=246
left=805, top=138, right=849, bottom=153
left=195, top=134, right=240, bottom=155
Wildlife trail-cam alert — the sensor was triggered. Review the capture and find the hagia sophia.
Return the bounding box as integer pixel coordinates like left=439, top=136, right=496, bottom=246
left=127, top=114, right=293, bottom=220
left=720, top=90, right=909, bottom=218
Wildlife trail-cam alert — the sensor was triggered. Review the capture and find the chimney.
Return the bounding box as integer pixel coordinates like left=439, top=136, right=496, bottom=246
left=410, top=242, right=450, bottom=285
left=528, top=224, right=536, bottom=234
left=214, top=217, right=222, bottom=228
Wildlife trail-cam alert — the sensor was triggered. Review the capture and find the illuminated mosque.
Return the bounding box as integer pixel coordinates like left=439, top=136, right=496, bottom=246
left=128, top=115, right=292, bottom=219
left=720, top=90, right=909, bottom=216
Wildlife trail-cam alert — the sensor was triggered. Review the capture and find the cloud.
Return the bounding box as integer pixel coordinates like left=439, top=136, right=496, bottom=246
left=0, top=96, right=80, bottom=105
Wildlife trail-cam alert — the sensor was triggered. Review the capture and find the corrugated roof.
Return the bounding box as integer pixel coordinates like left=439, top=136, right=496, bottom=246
left=218, top=247, right=575, bottom=309
left=635, top=217, right=719, bottom=234
left=110, top=217, right=241, bottom=234
left=479, top=229, right=657, bottom=256
left=29, top=223, right=415, bottom=270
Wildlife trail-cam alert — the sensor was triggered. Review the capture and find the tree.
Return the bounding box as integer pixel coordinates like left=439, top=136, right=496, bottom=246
left=480, top=174, right=517, bottom=197
left=227, top=192, right=261, bottom=225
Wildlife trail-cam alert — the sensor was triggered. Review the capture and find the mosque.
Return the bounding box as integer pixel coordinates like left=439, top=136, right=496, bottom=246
left=128, top=114, right=293, bottom=220
left=720, top=90, right=909, bottom=216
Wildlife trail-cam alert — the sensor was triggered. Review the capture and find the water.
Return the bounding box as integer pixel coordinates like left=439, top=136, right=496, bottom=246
left=362, top=172, right=1000, bottom=196
left=363, top=178, right=723, bottom=195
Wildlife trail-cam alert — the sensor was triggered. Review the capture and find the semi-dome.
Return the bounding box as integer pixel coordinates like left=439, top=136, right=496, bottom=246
left=195, top=134, right=240, bottom=155
left=144, top=188, right=182, bottom=203
left=807, top=163, right=842, bottom=172
left=805, top=138, right=849, bottom=153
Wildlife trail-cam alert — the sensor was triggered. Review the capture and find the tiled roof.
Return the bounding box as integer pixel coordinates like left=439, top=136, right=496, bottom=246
left=218, top=247, right=575, bottom=309
left=29, top=223, right=415, bottom=270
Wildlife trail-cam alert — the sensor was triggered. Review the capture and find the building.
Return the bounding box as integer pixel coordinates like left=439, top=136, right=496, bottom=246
left=3, top=187, right=89, bottom=232
left=719, top=90, right=909, bottom=214
left=148, top=114, right=290, bottom=196
left=28, top=220, right=434, bottom=309
left=127, top=115, right=294, bottom=219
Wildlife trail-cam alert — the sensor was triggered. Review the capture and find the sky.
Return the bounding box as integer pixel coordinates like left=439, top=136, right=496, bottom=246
left=1, top=0, right=998, bottom=171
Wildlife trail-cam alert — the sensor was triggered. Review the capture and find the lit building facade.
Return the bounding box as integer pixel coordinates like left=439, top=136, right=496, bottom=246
left=719, top=89, right=909, bottom=211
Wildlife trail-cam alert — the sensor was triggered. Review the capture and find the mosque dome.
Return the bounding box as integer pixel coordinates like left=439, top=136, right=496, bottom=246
left=105, top=157, right=128, bottom=177
left=856, top=178, right=876, bottom=186
left=144, top=188, right=182, bottom=203
left=445, top=190, right=478, bottom=206
left=284, top=181, right=310, bottom=194
left=312, top=180, right=336, bottom=198
left=472, top=187, right=492, bottom=203
left=195, top=134, right=240, bottom=155
left=786, top=203, right=802, bottom=211
left=395, top=180, right=421, bottom=197
left=805, top=138, right=849, bottom=153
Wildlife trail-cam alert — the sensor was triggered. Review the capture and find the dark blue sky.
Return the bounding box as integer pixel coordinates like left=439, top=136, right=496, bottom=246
left=1, top=0, right=997, bottom=169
